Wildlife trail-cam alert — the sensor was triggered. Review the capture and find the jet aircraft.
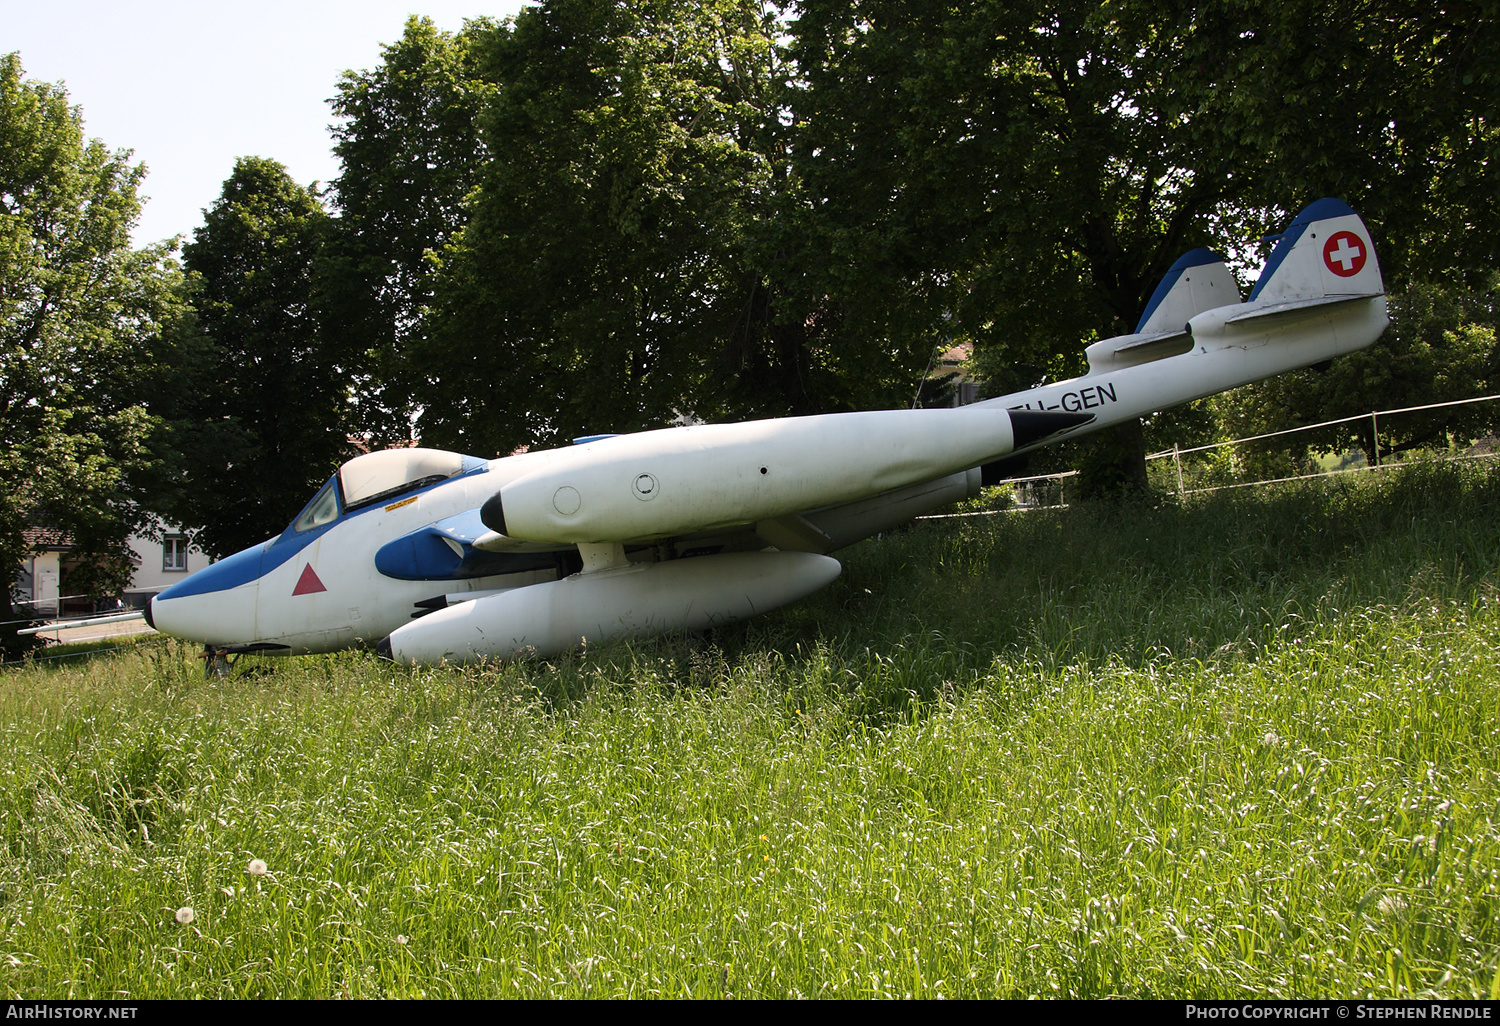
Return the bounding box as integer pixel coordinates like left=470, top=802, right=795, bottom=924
left=144, top=198, right=1389, bottom=666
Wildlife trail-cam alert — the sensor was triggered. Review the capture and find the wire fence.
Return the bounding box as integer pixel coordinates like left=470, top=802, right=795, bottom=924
left=0, top=607, right=144, bottom=629
left=1146, top=392, right=1500, bottom=496
left=920, top=392, right=1500, bottom=518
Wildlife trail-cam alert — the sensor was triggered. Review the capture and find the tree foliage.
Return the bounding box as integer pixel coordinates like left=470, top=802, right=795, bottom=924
left=150, top=157, right=347, bottom=560
left=409, top=0, right=815, bottom=456
left=789, top=0, right=1252, bottom=395
left=785, top=0, right=1499, bottom=485
left=323, top=16, right=495, bottom=446
left=1181, top=0, right=1500, bottom=465
left=1187, top=0, right=1499, bottom=288
left=0, top=53, right=182, bottom=654
left=294, top=0, right=1497, bottom=484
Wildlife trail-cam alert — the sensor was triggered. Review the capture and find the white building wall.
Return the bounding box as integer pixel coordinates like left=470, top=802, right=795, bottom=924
left=127, top=527, right=211, bottom=604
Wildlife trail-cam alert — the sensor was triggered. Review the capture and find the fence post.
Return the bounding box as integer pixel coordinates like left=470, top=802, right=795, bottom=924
left=1371, top=411, right=1381, bottom=467
left=1173, top=443, right=1186, bottom=494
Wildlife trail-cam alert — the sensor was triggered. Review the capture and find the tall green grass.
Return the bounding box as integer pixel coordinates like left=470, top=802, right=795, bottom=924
left=2, top=462, right=1498, bottom=998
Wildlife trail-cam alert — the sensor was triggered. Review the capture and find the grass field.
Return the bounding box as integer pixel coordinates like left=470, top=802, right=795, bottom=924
left=2, top=461, right=1498, bottom=998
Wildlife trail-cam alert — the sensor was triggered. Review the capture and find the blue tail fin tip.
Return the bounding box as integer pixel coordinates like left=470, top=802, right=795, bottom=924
left=1289, top=197, right=1356, bottom=226
left=1169, top=247, right=1227, bottom=272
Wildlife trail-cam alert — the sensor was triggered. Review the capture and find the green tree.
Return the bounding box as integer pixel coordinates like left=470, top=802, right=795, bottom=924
left=322, top=16, right=495, bottom=446
left=1188, top=0, right=1498, bottom=288
left=1178, top=0, right=1500, bottom=469
left=786, top=0, right=1499, bottom=490
left=151, top=157, right=348, bottom=560
left=1213, top=282, right=1500, bottom=469
left=0, top=53, right=183, bottom=656
left=787, top=0, right=1266, bottom=491
left=416, top=0, right=872, bottom=456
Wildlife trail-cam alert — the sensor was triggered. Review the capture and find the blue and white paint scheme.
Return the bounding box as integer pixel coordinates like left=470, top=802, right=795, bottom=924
left=147, top=199, right=1389, bottom=666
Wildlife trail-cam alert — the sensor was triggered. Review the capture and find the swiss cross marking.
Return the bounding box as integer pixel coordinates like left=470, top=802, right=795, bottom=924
left=1323, top=231, right=1366, bottom=277
left=292, top=563, right=327, bottom=596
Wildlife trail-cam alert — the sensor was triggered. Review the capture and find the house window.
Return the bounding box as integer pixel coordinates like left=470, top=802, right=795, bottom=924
left=163, top=537, right=189, bottom=572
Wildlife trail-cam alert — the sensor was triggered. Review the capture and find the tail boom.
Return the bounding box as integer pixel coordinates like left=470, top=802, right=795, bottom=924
left=982, top=198, right=1389, bottom=451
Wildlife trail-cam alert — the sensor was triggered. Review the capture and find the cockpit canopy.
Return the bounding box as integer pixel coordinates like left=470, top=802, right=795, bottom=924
left=292, top=447, right=482, bottom=534
left=340, top=448, right=468, bottom=511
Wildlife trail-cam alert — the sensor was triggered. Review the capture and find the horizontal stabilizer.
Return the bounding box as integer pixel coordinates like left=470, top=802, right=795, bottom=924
left=1115, top=329, right=1189, bottom=352
left=1224, top=291, right=1385, bottom=325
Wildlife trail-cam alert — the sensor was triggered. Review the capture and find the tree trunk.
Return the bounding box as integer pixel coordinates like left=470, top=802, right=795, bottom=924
left=0, top=581, right=44, bottom=663
left=1076, top=417, right=1151, bottom=499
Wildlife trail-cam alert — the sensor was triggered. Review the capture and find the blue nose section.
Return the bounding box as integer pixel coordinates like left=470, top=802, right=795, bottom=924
left=157, top=542, right=268, bottom=600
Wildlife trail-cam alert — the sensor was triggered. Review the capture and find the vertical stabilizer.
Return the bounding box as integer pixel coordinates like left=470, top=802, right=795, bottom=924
left=1136, top=248, right=1241, bottom=334
left=1249, top=197, right=1385, bottom=304
left=1086, top=248, right=1241, bottom=372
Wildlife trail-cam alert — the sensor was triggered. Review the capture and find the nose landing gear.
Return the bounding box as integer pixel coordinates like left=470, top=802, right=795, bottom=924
left=200, top=645, right=239, bottom=678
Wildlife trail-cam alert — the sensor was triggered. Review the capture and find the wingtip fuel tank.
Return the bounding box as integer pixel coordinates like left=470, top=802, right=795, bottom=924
left=379, top=550, right=843, bottom=664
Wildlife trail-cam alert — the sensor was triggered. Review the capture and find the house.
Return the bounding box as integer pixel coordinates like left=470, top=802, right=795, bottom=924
left=14, top=527, right=69, bottom=616
left=930, top=342, right=980, bottom=406
left=12, top=525, right=210, bottom=615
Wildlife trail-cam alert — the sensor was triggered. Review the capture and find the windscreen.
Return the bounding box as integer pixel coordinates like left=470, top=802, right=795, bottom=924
left=293, top=478, right=340, bottom=532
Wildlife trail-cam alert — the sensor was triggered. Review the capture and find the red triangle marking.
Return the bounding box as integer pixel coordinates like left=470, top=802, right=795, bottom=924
left=292, top=563, right=327, bottom=596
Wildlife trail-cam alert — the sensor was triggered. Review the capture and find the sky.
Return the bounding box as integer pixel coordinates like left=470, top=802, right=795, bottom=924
left=7, top=0, right=528, bottom=247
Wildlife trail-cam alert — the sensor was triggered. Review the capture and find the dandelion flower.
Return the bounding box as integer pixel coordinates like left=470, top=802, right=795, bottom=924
left=175, top=907, right=195, bottom=925
left=246, top=859, right=268, bottom=876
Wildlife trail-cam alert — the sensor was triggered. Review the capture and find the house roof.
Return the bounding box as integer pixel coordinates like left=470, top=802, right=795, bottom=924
left=23, top=527, right=72, bottom=551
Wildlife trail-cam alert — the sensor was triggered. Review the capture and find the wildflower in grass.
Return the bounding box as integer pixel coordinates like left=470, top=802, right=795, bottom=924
left=247, top=859, right=268, bottom=876
left=396, top=935, right=409, bottom=945
left=1264, top=731, right=1281, bottom=747
left=175, top=907, right=195, bottom=925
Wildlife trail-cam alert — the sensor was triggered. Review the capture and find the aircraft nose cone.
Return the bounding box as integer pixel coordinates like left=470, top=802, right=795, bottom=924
left=150, top=585, right=260, bottom=647
left=142, top=597, right=155, bottom=630
left=149, top=541, right=266, bottom=646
